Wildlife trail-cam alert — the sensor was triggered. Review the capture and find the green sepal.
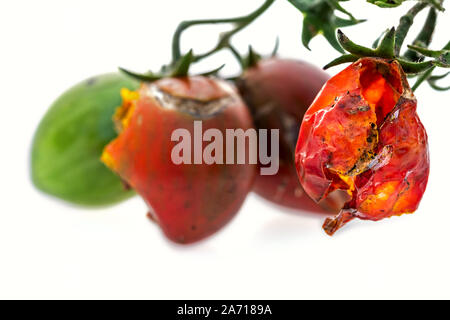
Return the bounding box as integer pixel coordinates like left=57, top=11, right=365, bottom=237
left=334, top=27, right=395, bottom=60
left=367, top=0, right=404, bottom=8
left=337, top=30, right=374, bottom=57
left=118, top=68, right=163, bottom=82
left=326, top=28, right=448, bottom=76
left=372, top=29, right=389, bottom=49
left=271, top=37, right=280, bottom=57
left=367, top=0, right=445, bottom=11
left=397, top=58, right=435, bottom=74
left=199, top=64, right=226, bottom=77
left=407, top=44, right=446, bottom=58
left=288, top=0, right=365, bottom=53
left=407, top=43, right=450, bottom=68
left=323, top=54, right=358, bottom=70
left=244, top=45, right=263, bottom=69
left=301, top=15, right=320, bottom=51
left=375, top=27, right=396, bottom=58
left=120, top=49, right=226, bottom=82
left=170, top=49, right=194, bottom=77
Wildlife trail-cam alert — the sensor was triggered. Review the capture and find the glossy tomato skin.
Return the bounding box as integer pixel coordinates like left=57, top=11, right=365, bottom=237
left=102, top=77, right=256, bottom=244
left=238, top=58, right=344, bottom=212
left=295, top=58, right=430, bottom=235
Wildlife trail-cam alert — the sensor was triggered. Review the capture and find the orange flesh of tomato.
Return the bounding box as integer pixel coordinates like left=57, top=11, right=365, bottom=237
left=295, top=58, right=430, bottom=235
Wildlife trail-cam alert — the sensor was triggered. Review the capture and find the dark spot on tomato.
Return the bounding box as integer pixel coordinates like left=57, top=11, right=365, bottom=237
left=86, top=78, right=97, bottom=86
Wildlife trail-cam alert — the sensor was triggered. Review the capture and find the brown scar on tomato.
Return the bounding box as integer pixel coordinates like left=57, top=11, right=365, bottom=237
left=146, top=85, right=236, bottom=118
left=102, top=77, right=257, bottom=244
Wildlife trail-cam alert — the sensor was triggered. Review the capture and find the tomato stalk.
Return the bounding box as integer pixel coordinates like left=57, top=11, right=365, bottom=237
left=171, top=0, right=276, bottom=65
left=395, top=2, right=429, bottom=55
left=119, top=0, right=276, bottom=83
left=403, top=7, right=437, bottom=61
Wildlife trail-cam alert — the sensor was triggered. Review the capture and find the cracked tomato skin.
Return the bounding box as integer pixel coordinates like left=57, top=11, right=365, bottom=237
left=102, top=76, right=256, bottom=244
left=238, top=58, right=346, bottom=213
left=295, top=58, right=430, bottom=235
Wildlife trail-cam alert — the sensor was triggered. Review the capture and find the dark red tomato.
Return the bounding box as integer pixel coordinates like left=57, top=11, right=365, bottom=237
left=295, top=58, right=430, bottom=235
left=102, top=77, right=256, bottom=244
left=238, top=58, right=346, bottom=213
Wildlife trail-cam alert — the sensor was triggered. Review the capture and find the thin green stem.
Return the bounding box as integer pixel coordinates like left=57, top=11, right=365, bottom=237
left=228, top=45, right=245, bottom=69
left=395, top=2, right=428, bottom=56
left=403, top=7, right=437, bottom=61
left=412, top=66, right=435, bottom=91
left=171, top=0, right=275, bottom=64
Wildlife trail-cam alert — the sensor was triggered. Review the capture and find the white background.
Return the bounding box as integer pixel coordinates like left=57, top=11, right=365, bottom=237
left=1, top=0, right=450, bottom=299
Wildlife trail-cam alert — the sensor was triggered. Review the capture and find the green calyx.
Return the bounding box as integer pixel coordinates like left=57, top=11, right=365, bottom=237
left=409, top=42, right=450, bottom=90
left=367, top=0, right=406, bottom=8
left=119, top=49, right=225, bottom=82
left=244, top=46, right=263, bottom=70
left=324, top=28, right=447, bottom=75
left=240, top=39, right=280, bottom=70
left=367, top=0, right=445, bottom=11
left=288, top=0, right=366, bottom=53
left=324, top=0, right=449, bottom=91
left=324, top=28, right=398, bottom=68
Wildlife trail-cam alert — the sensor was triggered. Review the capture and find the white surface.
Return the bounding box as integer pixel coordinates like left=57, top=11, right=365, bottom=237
left=1, top=0, right=450, bottom=299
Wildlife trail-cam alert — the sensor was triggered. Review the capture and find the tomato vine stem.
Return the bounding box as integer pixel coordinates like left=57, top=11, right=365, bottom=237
left=395, top=2, right=428, bottom=56
left=171, top=0, right=276, bottom=65
left=403, top=7, right=437, bottom=61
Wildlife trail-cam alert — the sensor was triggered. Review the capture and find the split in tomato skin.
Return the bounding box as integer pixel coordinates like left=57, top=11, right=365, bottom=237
left=102, top=76, right=256, bottom=244
left=295, top=58, right=430, bottom=235
left=238, top=58, right=346, bottom=213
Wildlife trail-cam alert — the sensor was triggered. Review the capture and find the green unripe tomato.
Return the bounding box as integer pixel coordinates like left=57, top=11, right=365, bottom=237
left=31, top=73, right=139, bottom=206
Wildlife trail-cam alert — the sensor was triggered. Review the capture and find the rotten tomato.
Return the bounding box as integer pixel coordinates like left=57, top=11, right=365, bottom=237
left=102, top=76, right=256, bottom=244
left=295, top=57, right=430, bottom=235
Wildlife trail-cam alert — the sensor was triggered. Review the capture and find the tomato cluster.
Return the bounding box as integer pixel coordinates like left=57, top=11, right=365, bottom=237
left=100, top=59, right=339, bottom=243
left=32, top=55, right=431, bottom=243
left=102, top=56, right=430, bottom=241
left=31, top=0, right=447, bottom=244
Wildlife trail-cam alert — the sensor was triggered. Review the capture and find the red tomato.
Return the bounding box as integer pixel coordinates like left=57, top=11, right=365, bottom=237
left=238, top=58, right=346, bottom=213
left=102, top=77, right=256, bottom=244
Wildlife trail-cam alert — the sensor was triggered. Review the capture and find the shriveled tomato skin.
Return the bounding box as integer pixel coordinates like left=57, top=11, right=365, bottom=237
left=353, top=97, right=429, bottom=219
left=102, top=77, right=256, bottom=244
left=238, top=58, right=344, bottom=212
left=295, top=58, right=430, bottom=234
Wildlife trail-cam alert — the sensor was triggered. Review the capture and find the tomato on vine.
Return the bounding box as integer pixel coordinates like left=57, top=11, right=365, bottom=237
left=295, top=0, right=449, bottom=234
